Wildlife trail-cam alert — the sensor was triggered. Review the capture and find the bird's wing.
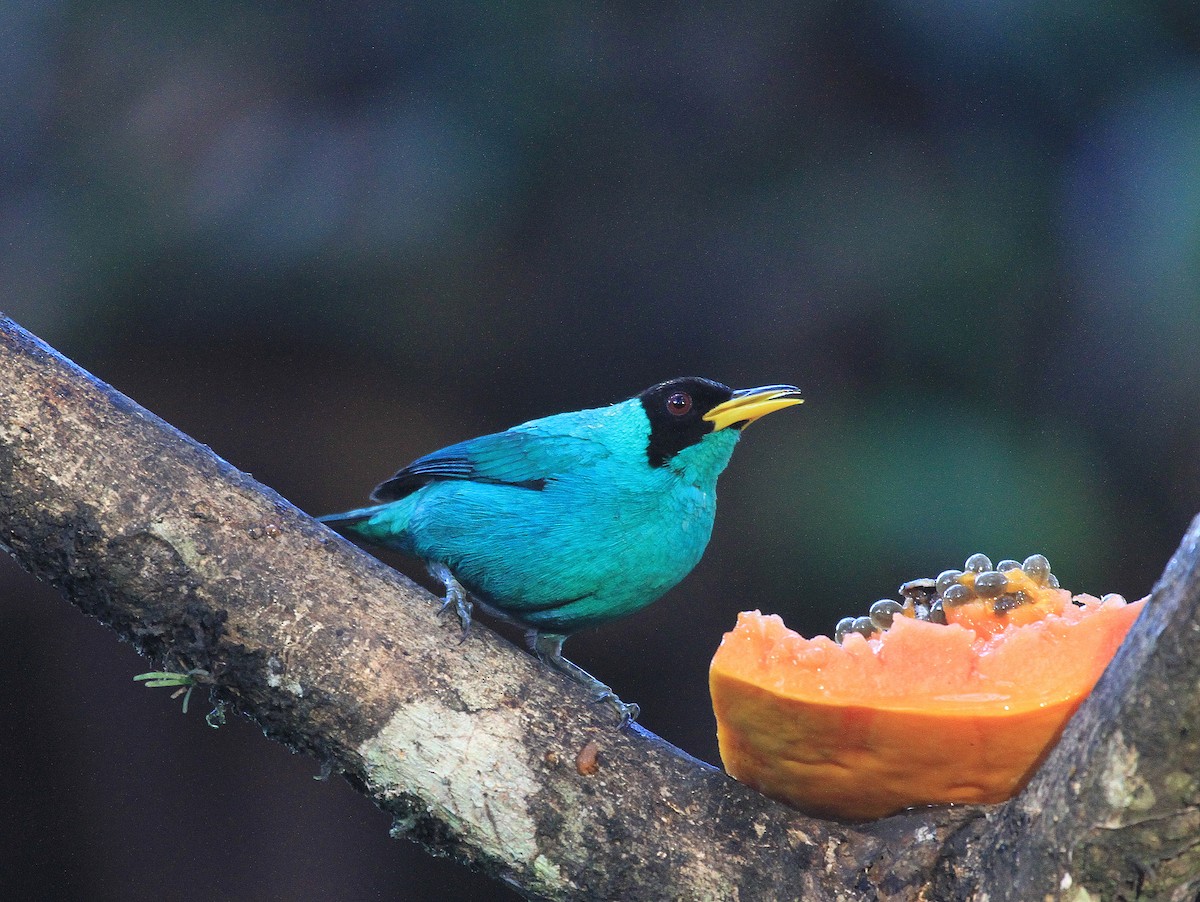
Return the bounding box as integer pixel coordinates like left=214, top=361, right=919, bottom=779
left=370, top=425, right=611, bottom=501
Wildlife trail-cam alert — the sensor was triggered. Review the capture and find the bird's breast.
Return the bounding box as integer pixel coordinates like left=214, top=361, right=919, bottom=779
left=551, top=472, right=717, bottom=569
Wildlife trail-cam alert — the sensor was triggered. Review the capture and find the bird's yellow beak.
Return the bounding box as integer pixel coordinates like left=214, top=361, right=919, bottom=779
left=703, top=384, right=804, bottom=431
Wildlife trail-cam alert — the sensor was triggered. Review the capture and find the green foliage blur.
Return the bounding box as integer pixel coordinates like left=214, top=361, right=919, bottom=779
left=4, top=2, right=1200, bottom=899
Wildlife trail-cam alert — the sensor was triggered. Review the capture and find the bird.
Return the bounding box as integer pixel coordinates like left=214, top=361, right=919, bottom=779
left=319, top=377, right=802, bottom=725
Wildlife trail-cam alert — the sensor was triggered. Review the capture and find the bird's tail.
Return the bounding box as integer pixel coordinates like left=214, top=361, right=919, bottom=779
left=316, top=501, right=414, bottom=550
left=316, top=505, right=386, bottom=531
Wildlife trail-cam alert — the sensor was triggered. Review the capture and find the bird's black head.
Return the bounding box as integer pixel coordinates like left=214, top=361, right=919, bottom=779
left=638, top=377, right=734, bottom=468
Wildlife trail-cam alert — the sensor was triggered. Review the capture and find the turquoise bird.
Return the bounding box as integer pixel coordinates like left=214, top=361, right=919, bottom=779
left=319, top=377, right=802, bottom=724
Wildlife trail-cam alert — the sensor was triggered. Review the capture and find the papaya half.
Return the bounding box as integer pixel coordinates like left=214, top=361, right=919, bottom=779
left=709, top=553, right=1146, bottom=821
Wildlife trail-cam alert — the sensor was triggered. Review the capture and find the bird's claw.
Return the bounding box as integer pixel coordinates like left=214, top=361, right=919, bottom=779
left=436, top=592, right=473, bottom=641
left=591, top=689, right=640, bottom=727
left=429, top=562, right=472, bottom=640
left=441, top=589, right=472, bottom=641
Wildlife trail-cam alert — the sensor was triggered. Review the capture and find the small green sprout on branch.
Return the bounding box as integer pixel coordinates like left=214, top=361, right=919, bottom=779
left=133, top=669, right=225, bottom=726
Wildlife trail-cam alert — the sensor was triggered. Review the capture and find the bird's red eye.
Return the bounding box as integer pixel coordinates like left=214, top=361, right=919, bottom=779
left=666, top=392, right=692, bottom=416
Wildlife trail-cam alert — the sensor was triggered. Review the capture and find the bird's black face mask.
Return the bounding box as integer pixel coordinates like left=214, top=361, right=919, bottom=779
left=638, top=377, right=734, bottom=468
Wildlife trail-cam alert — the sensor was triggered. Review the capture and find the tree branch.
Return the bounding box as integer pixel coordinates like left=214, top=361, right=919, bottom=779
left=1, top=314, right=1195, bottom=900
left=962, top=513, right=1200, bottom=900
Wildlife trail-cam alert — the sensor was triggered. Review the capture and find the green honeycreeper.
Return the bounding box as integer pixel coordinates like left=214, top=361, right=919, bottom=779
left=319, top=377, right=802, bottom=724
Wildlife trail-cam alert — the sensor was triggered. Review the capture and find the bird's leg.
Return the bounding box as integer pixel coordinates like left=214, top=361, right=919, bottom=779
left=427, top=561, right=473, bottom=640
left=527, top=631, right=640, bottom=727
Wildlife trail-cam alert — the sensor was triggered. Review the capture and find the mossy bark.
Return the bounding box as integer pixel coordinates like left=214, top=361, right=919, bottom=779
left=1, top=315, right=1196, bottom=900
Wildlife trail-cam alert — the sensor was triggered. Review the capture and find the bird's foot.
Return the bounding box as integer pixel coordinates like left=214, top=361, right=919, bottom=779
left=528, top=631, right=640, bottom=728
left=589, top=688, right=640, bottom=727
left=427, top=562, right=473, bottom=641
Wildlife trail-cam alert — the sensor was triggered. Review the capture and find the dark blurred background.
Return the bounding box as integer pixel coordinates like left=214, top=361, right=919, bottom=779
left=4, top=2, right=1200, bottom=899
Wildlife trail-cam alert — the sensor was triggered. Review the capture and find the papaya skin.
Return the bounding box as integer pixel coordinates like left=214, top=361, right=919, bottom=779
left=710, top=595, right=1146, bottom=821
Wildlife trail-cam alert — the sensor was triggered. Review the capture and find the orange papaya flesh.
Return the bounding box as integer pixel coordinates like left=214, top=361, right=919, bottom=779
left=710, top=558, right=1145, bottom=821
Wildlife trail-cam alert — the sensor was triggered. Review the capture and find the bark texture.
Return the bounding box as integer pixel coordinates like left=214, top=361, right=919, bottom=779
left=1, top=315, right=1196, bottom=900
